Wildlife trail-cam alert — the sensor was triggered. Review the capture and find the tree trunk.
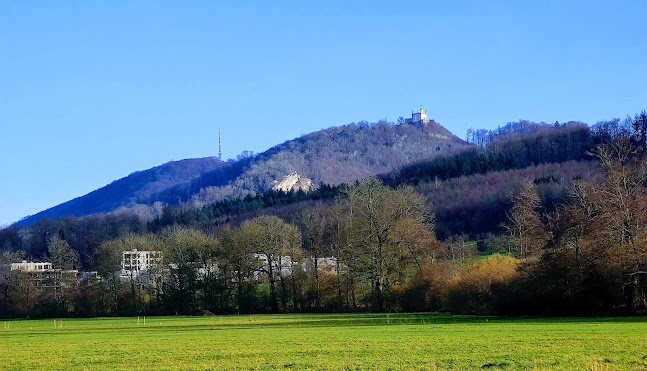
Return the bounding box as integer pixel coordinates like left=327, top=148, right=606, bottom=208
left=279, top=275, right=288, bottom=311
left=290, top=273, right=298, bottom=312
left=375, top=278, right=384, bottom=312
left=336, top=262, right=343, bottom=310
left=237, top=270, right=243, bottom=315
left=313, top=254, right=320, bottom=311
left=268, top=263, right=277, bottom=313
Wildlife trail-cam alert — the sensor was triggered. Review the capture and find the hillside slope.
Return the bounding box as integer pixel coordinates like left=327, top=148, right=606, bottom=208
left=195, top=160, right=602, bottom=240
left=146, top=121, right=601, bottom=237
left=189, top=121, right=467, bottom=206
left=16, top=121, right=467, bottom=226
left=16, top=158, right=227, bottom=227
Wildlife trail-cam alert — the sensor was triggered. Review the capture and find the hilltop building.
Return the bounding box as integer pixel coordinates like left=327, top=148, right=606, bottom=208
left=405, top=107, right=430, bottom=125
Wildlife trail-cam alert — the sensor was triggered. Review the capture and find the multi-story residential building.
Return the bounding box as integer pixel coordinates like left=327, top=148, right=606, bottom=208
left=121, top=249, right=163, bottom=277
left=3, top=260, right=78, bottom=289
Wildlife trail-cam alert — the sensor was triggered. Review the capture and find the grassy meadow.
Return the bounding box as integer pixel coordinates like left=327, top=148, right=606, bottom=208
left=0, top=313, right=646, bottom=370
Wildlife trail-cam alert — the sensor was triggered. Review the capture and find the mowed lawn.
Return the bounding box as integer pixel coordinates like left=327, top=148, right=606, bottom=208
left=1, top=314, right=646, bottom=370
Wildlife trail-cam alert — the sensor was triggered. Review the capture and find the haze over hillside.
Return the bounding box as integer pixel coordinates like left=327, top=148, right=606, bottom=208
left=16, top=119, right=467, bottom=226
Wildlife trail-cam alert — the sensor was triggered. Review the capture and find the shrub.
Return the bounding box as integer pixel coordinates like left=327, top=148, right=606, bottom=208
left=444, top=254, right=520, bottom=314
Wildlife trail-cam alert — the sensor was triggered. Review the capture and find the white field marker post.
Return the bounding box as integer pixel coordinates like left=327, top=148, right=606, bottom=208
left=144, top=317, right=146, bottom=325
left=138, top=316, right=140, bottom=325
left=54, top=319, right=56, bottom=328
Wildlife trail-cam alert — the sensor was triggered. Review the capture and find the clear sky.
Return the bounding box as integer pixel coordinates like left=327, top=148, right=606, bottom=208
left=1, top=1, right=646, bottom=226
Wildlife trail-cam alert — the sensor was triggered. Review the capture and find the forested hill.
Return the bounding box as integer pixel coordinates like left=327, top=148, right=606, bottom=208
left=15, top=158, right=228, bottom=227
left=15, top=120, right=467, bottom=227
left=186, top=120, right=467, bottom=206
left=151, top=121, right=603, bottom=239
left=5, top=112, right=646, bottom=268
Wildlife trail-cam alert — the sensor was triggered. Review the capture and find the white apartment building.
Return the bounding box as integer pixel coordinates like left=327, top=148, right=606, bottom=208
left=121, top=249, right=163, bottom=277
left=9, top=261, right=53, bottom=272
left=313, top=257, right=344, bottom=275
left=253, top=253, right=294, bottom=278
left=3, top=261, right=78, bottom=289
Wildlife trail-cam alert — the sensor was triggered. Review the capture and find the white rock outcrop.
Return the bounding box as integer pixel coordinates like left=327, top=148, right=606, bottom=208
left=272, top=172, right=312, bottom=193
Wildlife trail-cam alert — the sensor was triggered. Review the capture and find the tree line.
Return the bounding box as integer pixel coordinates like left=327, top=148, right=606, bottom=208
left=2, top=137, right=646, bottom=318
left=3, top=115, right=636, bottom=266
left=2, top=111, right=646, bottom=317
left=1, top=180, right=440, bottom=317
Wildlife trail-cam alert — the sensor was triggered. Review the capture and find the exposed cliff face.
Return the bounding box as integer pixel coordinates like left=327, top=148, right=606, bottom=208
left=272, top=172, right=313, bottom=193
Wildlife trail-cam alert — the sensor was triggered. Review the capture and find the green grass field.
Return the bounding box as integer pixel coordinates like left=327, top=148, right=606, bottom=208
left=1, top=314, right=646, bottom=370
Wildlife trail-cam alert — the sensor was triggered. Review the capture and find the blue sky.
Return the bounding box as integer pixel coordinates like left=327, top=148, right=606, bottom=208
left=1, top=1, right=646, bottom=225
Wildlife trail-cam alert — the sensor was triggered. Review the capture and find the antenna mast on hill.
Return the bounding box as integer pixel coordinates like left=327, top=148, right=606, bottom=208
left=218, top=129, right=222, bottom=161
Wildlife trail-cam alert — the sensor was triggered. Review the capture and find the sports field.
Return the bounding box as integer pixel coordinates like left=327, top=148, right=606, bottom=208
left=0, top=314, right=646, bottom=370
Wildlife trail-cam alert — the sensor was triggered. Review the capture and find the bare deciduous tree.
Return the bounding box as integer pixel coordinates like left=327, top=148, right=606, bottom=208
left=503, top=180, right=548, bottom=257
left=338, top=178, right=431, bottom=311
left=239, top=215, right=301, bottom=313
